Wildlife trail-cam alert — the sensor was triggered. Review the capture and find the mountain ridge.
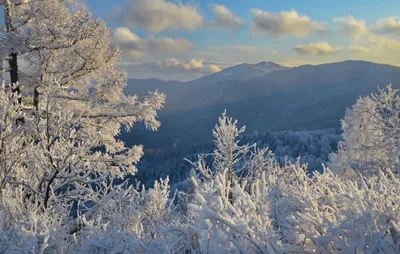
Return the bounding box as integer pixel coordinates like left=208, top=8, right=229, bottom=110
left=127, top=60, right=397, bottom=85
left=122, top=60, right=400, bottom=149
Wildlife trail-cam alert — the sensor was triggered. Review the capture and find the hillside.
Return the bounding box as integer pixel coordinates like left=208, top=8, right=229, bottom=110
left=122, top=60, right=400, bottom=149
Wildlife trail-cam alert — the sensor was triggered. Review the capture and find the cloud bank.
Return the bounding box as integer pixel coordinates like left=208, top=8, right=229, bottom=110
left=251, top=9, right=327, bottom=37
left=113, top=27, right=195, bottom=57
left=373, top=17, right=400, bottom=34
left=210, top=4, right=242, bottom=29
left=156, top=58, right=221, bottom=74
left=333, top=16, right=368, bottom=40
left=294, top=42, right=342, bottom=55
left=348, top=45, right=370, bottom=54
left=117, top=0, right=203, bottom=32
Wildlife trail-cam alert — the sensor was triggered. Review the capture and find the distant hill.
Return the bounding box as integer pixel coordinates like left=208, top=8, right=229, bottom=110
left=122, top=60, right=400, bottom=149
left=125, top=62, right=288, bottom=112
left=185, top=61, right=288, bottom=88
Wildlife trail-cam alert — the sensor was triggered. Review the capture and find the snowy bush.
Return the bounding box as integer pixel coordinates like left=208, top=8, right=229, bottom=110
left=297, top=168, right=400, bottom=253
left=187, top=106, right=400, bottom=254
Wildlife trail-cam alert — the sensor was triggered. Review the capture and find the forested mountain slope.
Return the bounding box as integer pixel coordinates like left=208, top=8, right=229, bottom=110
left=123, top=60, right=400, bottom=150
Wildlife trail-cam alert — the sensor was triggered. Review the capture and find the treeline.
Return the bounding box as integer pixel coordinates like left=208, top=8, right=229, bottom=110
left=133, top=128, right=342, bottom=190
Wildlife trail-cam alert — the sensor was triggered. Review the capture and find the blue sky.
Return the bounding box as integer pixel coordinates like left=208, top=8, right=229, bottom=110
left=85, top=0, right=400, bottom=81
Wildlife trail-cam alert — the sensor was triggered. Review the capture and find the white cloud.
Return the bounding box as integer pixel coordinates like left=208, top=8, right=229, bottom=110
left=348, top=45, right=370, bottom=54
left=210, top=4, right=242, bottom=29
left=342, top=36, right=400, bottom=59
left=208, top=64, right=222, bottom=73
left=251, top=9, right=327, bottom=37
left=368, top=35, right=400, bottom=51
left=185, top=59, right=204, bottom=70
left=113, top=27, right=195, bottom=57
left=294, top=42, right=342, bottom=55
left=333, top=16, right=368, bottom=40
left=118, top=0, right=203, bottom=33
left=114, top=27, right=141, bottom=42
left=271, top=50, right=278, bottom=55
left=373, top=17, right=400, bottom=33
left=156, top=58, right=184, bottom=69
left=156, top=58, right=221, bottom=74
left=121, top=59, right=225, bottom=81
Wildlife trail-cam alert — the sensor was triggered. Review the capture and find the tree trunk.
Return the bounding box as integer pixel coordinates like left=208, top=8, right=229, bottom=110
left=9, top=52, right=20, bottom=99
left=5, top=1, right=24, bottom=125
left=4, top=1, right=19, bottom=89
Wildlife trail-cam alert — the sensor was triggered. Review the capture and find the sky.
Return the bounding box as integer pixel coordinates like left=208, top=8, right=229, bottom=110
left=84, top=0, right=400, bottom=81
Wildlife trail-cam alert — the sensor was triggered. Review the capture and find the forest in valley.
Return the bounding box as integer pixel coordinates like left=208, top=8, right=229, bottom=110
left=1, top=1, right=400, bottom=253
left=134, top=128, right=341, bottom=192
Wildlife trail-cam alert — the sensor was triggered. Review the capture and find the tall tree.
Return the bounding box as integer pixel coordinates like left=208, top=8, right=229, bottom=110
left=0, top=0, right=165, bottom=242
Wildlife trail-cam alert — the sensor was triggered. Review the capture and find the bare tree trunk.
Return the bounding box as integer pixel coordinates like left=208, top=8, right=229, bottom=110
left=5, top=1, right=24, bottom=125
left=4, top=1, right=19, bottom=88
left=9, top=52, right=20, bottom=97
left=34, top=86, right=40, bottom=110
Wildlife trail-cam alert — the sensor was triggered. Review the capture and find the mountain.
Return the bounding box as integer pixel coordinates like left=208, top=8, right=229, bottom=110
left=125, top=62, right=287, bottom=112
left=170, top=62, right=288, bottom=112
left=121, top=60, right=400, bottom=150
left=186, top=61, right=288, bottom=87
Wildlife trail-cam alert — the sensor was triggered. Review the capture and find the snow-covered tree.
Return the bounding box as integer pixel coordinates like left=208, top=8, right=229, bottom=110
left=212, top=110, right=249, bottom=177
left=0, top=81, right=165, bottom=253
left=74, top=178, right=186, bottom=254
left=0, top=0, right=166, bottom=252
left=187, top=110, right=400, bottom=253
left=330, top=85, right=400, bottom=176
left=294, top=167, right=400, bottom=253
left=188, top=170, right=277, bottom=253
left=186, top=112, right=306, bottom=253
left=0, top=0, right=165, bottom=202
left=0, top=85, right=25, bottom=188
